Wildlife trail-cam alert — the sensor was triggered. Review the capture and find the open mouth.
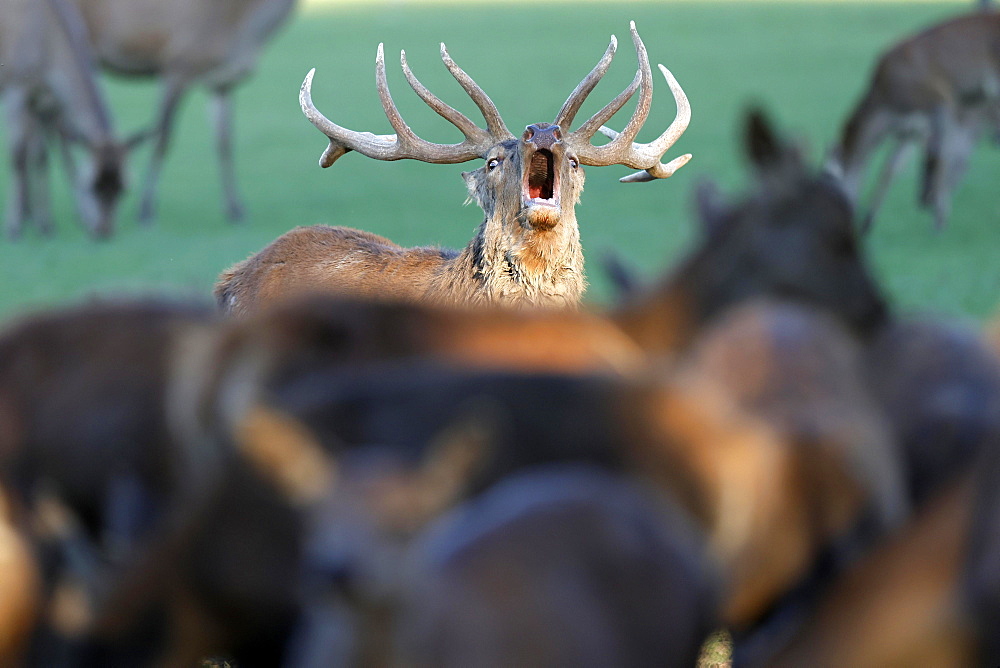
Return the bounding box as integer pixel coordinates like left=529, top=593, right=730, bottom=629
left=523, top=149, right=558, bottom=207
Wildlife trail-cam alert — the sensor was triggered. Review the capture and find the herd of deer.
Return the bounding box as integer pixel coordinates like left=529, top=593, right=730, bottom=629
left=0, top=3, right=999, bottom=667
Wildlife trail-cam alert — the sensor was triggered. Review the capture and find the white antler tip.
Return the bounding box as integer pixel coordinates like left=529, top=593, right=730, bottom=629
left=629, top=20, right=637, bottom=31
left=300, top=68, right=317, bottom=98
left=610, top=34, right=618, bottom=50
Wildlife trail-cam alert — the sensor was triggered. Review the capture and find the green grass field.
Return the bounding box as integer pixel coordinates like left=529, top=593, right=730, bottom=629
left=1, top=0, right=996, bottom=322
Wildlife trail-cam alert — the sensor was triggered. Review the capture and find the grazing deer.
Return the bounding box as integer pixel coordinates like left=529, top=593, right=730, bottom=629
left=0, top=0, right=130, bottom=239
left=69, top=0, right=298, bottom=224
left=215, top=22, right=692, bottom=314
left=829, top=12, right=1000, bottom=232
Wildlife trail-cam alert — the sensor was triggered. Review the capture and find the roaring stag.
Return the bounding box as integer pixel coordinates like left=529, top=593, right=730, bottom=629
left=69, top=0, right=297, bottom=223
left=0, top=0, right=129, bottom=239
left=215, top=22, right=691, bottom=314
left=829, top=11, right=1000, bottom=232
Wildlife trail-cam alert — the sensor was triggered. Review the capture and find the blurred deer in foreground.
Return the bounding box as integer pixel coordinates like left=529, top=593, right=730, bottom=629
left=613, top=109, right=889, bottom=356
left=70, top=0, right=297, bottom=224
left=215, top=22, right=691, bottom=315
left=0, top=0, right=130, bottom=239
left=829, top=11, right=1000, bottom=232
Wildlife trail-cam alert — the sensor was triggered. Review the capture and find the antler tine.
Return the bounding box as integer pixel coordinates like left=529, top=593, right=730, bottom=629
left=572, top=71, right=640, bottom=141
left=569, top=21, right=654, bottom=164
left=300, top=43, right=503, bottom=168
left=301, top=67, right=385, bottom=167
left=571, top=24, right=692, bottom=182
left=553, top=35, right=618, bottom=131
left=439, top=44, right=512, bottom=140
left=598, top=64, right=692, bottom=182
left=400, top=49, right=491, bottom=144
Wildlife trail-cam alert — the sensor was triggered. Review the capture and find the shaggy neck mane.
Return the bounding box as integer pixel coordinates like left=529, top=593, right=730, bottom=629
left=437, top=210, right=586, bottom=309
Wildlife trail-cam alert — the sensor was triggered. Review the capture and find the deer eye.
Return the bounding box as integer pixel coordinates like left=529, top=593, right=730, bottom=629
left=569, top=157, right=579, bottom=169
left=487, top=158, right=502, bottom=171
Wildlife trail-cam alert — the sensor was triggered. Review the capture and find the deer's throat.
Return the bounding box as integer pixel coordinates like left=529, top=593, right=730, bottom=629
left=521, top=150, right=560, bottom=229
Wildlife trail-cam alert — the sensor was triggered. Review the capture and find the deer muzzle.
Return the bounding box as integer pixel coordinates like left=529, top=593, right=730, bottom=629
left=521, top=124, right=564, bottom=229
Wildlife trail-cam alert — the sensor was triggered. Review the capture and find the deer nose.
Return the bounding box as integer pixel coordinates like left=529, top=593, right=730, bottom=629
left=523, top=123, right=562, bottom=150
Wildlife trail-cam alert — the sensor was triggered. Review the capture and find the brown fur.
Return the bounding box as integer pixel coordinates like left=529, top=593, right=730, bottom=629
left=0, top=486, right=40, bottom=667
left=630, top=300, right=904, bottom=629
left=767, top=475, right=978, bottom=668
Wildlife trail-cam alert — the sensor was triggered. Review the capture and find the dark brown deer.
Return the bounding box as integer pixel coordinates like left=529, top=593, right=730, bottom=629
left=642, top=299, right=906, bottom=630
left=828, top=12, right=1000, bottom=232
left=752, top=473, right=979, bottom=668
left=215, top=22, right=691, bottom=314
left=612, top=109, right=889, bottom=357
left=756, top=442, right=1000, bottom=668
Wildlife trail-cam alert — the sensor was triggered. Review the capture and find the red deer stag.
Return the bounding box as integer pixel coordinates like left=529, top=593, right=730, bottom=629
left=0, top=0, right=130, bottom=239
left=829, top=11, right=1000, bottom=232
left=215, top=22, right=691, bottom=314
left=70, top=0, right=297, bottom=224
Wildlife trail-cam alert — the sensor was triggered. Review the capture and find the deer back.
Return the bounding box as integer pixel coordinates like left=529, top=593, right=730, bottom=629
left=71, top=0, right=296, bottom=82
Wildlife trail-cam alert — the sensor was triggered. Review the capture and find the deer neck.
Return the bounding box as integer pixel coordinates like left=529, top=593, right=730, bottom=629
left=44, top=0, right=114, bottom=146
left=611, top=265, right=702, bottom=357
left=446, top=211, right=586, bottom=308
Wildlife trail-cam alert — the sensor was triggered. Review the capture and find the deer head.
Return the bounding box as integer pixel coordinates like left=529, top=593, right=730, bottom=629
left=300, top=21, right=691, bottom=240
left=62, top=135, right=130, bottom=239
left=678, top=110, right=889, bottom=339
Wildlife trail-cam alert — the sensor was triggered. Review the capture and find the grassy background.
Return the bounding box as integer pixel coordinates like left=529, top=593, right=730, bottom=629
left=0, top=0, right=996, bottom=321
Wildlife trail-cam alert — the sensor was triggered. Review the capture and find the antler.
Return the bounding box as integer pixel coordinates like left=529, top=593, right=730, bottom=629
left=563, top=22, right=692, bottom=183
left=301, top=43, right=513, bottom=168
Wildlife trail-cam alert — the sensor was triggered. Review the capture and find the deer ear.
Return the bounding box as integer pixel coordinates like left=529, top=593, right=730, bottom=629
left=232, top=404, right=337, bottom=506
left=462, top=169, right=485, bottom=207
left=601, top=248, right=642, bottom=298
left=745, top=107, right=784, bottom=169
left=744, top=107, right=806, bottom=184
left=694, top=178, right=728, bottom=237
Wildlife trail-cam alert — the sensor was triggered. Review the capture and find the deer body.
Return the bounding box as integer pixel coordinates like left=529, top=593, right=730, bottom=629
left=217, top=215, right=584, bottom=314
left=0, top=0, right=127, bottom=238
left=69, top=0, right=297, bottom=223
left=216, top=23, right=691, bottom=314
left=832, top=12, right=1000, bottom=231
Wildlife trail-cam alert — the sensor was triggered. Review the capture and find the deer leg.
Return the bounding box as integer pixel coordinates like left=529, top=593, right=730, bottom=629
left=2, top=89, right=34, bottom=240
left=921, top=109, right=975, bottom=230
left=919, top=107, right=948, bottom=210
left=137, top=76, right=188, bottom=226
left=860, top=137, right=915, bottom=234
left=27, top=126, right=54, bottom=237
left=209, top=86, right=245, bottom=222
